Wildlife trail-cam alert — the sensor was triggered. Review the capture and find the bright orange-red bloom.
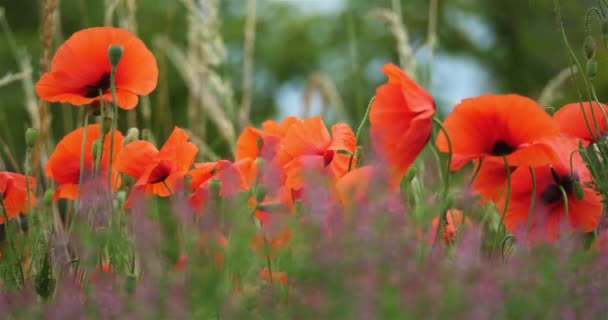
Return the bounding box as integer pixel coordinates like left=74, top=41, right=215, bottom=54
left=276, top=116, right=356, bottom=190
left=436, top=94, right=560, bottom=170
left=369, top=63, right=435, bottom=183
left=553, top=102, right=608, bottom=142
left=0, top=172, right=36, bottom=223
left=46, top=124, right=123, bottom=200
left=334, top=165, right=376, bottom=204
left=236, top=116, right=299, bottom=161
left=188, top=158, right=256, bottom=211
left=115, top=126, right=198, bottom=199
left=35, top=27, right=158, bottom=110
left=499, top=137, right=602, bottom=243
left=428, top=209, right=471, bottom=245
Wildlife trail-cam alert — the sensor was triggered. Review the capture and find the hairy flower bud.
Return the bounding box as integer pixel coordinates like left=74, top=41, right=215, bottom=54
left=25, top=128, right=38, bottom=148
left=108, top=44, right=124, bottom=67
left=584, top=35, right=597, bottom=60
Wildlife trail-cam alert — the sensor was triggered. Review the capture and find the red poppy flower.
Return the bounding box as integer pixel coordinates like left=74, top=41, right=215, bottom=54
left=334, top=165, right=376, bottom=204
left=553, top=101, right=608, bottom=142
left=436, top=94, right=560, bottom=170
left=188, top=158, right=256, bottom=211
left=276, top=116, right=356, bottom=190
left=428, top=209, right=471, bottom=245
left=35, top=27, right=158, bottom=110
left=236, top=116, right=299, bottom=161
left=369, top=63, right=435, bottom=183
left=499, top=137, right=602, bottom=243
left=470, top=160, right=517, bottom=203
left=115, top=126, right=198, bottom=199
left=0, top=172, right=36, bottom=223
left=46, top=124, right=124, bottom=200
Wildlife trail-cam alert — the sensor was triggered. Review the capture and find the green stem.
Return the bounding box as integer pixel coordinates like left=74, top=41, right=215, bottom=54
left=558, top=185, right=569, bottom=219
left=348, top=97, right=374, bottom=172
left=95, top=90, right=106, bottom=173
left=495, top=155, right=511, bottom=249
left=0, top=198, right=25, bottom=286
left=526, top=167, right=536, bottom=233
left=467, top=158, right=483, bottom=188
left=433, top=117, right=453, bottom=223
left=162, top=180, right=173, bottom=197
left=77, top=114, right=90, bottom=207
left=107, top=66, right=119, bottom=192
left=263, top=236, right=273, bottom=285
left=555, top=0, right=602, bottom=141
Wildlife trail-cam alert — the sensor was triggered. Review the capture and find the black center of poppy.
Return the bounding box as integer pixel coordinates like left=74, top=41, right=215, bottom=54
left=539, top=172, right=578, bottom=205
left=83, top=73, right=111, bottom=98
left=490, top=140, right=516, bottom=156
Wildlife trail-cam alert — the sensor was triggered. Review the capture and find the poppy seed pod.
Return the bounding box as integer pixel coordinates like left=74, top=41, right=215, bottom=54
left=101, top=117, right=112, bottom=134
left=92, top=139, right=103, bottom=159
left=208, top=178, right=222, bottom=199
left=44, top=189, right=54, bottom=206
left=586, top=59, right=598, bottom=79
left=25, top=128, right=38, bottom=148
left=108, top=44, right=124, bottom=67
left=584, top=35, right=596, bottom=60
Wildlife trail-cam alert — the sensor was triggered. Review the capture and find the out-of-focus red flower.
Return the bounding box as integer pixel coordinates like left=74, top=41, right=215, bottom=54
left=35, top=27, right=158, bottom=109
left=369, top=63, right=435, bottom=185
left=553, top=101, right=608, bottom=143
left=275, top=116, right=357, bottom=190
left=498, top=137, right=602, bottom=243
left=436, top=94, right=560, bottom=170
left=188, top=158, right=256, bottom=211
left=115, top=126, right=197, bottom=202
left=428, top=209, right=471, bottom=245
left=0, top=172, right=36, bottom=223
left=46, top=124, right=123, bottom=200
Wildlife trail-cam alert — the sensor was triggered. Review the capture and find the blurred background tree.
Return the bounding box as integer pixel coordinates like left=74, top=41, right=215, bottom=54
left=0, top=0, right=602, bottom=165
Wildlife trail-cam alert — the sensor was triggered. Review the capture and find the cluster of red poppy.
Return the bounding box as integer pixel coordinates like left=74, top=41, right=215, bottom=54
left=0, top=25, right=602, bottom=256
left=437, top=96, right=605, bottom=243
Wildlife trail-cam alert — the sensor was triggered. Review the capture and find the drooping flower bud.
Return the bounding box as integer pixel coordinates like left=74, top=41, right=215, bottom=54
left=584, top=35, right=597, bottom=60
left=25, top=128, right=38, bottom=148
left=108, top=44, right=124, bottom=67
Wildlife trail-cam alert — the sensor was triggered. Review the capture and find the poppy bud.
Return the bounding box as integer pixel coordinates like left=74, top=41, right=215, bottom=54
left=255, top=185, right=267, bottom=203
left=573, top=179, right=585, bottom=200
left=404, top=165, right=418, bottom=182
left=25, top=128, right=38, bottom=148
left=101, top=117, right=112, bottom=135
left=586, top=59, right=598, bottom=80
left=184, top=175, right=193, bottom=190
left=108, top=44, right=124, bottom=67
left=584, top=35, right=596, bottom=60
left=208, top=178, right=222, bottom=199
left=123, top=128, right=140, bottom=146
left=116, top=190, right=127, bottom=204
left=92, top=139, right=102, bottom=159
left=125, top=274, right=136, bottom=294
left=44, top=189, right=54, bottom=205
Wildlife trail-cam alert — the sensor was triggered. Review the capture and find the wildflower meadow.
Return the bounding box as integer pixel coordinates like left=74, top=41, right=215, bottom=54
left=0, top=0, right=608, bottom=319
